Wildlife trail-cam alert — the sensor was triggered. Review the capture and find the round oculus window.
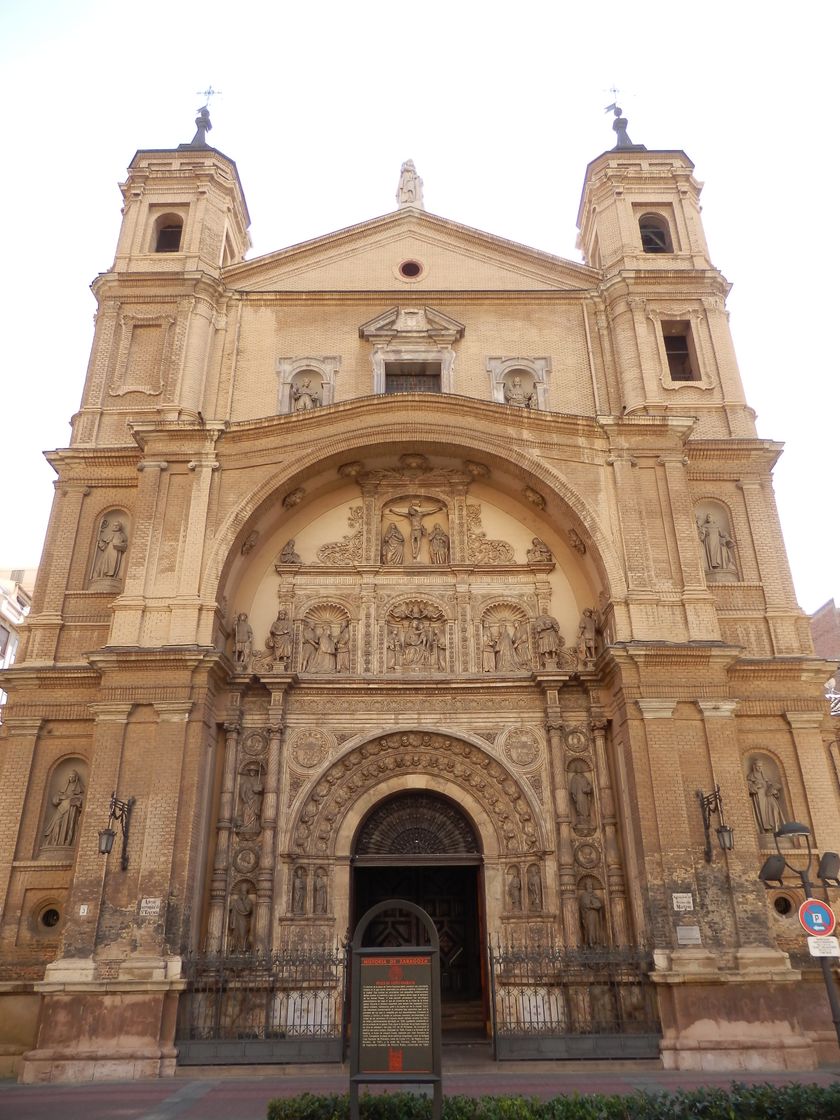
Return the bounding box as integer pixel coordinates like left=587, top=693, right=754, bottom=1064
left=399, top=260, right=423, bottom=279
left=40, top=907, right=61, bottom=928
left=773, top=896, right=793, bottom=917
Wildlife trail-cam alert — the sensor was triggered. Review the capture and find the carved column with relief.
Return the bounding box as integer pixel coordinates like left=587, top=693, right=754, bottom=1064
left=590, top=719, right=629, bottom=944
left=207, top=718, right=241, bottom=952
left=255, top=686, right=290, bottom=948
left=546, top=721, right=579, bottom=945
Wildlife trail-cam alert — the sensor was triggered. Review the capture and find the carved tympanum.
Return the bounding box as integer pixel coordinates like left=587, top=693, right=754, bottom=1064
left=355, top=792, right=480, bottom=855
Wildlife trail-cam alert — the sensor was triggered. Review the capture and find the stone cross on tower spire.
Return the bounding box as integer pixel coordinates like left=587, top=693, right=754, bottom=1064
left=396, top=160, right=424, bottom=209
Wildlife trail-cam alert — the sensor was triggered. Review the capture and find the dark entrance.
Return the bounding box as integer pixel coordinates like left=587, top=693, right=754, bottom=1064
left=352, top=792, right=486, bottom=1037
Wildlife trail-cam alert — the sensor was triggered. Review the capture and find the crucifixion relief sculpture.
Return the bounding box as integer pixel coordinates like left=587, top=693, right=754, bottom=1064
left=384, top=498, right=447, bottom=560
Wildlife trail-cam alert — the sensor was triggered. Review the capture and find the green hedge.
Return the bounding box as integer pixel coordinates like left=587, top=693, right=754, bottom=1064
left=266, top=1085, right=840, bottom=1120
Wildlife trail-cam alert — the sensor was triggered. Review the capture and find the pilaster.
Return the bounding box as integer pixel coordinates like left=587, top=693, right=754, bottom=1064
left=0, top=718, right=43, bottom=929
left=786, top=712, right=840, bottom=852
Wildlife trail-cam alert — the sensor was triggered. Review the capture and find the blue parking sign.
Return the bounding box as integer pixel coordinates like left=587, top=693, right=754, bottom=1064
left=799, top=899, right=836, bottom=936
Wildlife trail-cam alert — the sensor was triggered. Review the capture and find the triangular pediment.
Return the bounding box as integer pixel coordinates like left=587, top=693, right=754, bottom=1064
left=223, top=208, right=598, bottom=293
left=359, top=305, right=465, bottom=344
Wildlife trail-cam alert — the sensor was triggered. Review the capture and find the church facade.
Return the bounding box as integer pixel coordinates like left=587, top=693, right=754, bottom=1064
left=1, top=110, right=838, bottom=1082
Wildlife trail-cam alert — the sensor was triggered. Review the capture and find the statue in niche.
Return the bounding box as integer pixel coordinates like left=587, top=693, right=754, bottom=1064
left=568, top=764, right=594, bottom=826
left=527, top=864, right=543, bottom=912
left=507, top=866, right=522, bottom=911
left=534, top=615, right=564, bottom=668
left=277, top=539, right=302, bottom=566
left=527, top=537, right=553, bottom=563
left=697, top=513, right=736, bottom=574
left=381, top=522, right=405, bottom=565
left=428, top=524, right=450, bottom=565
left=512, top=620, right=531, bottom=666
left=579, top=882, right=604, bottom=946
left=481, top=630, right=497, bottom=673
left=292, top=377, right=321, bottom=411
left=313, top=868, right=328, bottom=915
left=488, top=623, right=521, bottom=672
left=387, top=602, right=447, bottom=671
left=310, top=625, right=337, bottom=673
left=503, top=374, right=534, bottom=408
left=266, top=609, right=293, bottom=667
left=228, top=883, right=253, bottom=952
left=43, top=769, right=85, bottom=847
left=577, top=608, right=598, bottom=664
left=387, top=499, right=446, bottom=560
left=336, top=623, right=351, bottom=673
left=396, top=159, right=423, bottom=207
left=292, top=867, right=307, bottom=914
left=237, top=765, right=264, bottom=834
left=233, top=613, right=253, bottom=668
left=747, top=758, right=786, bottom=833
left=91, top=517, right=129, bottom=581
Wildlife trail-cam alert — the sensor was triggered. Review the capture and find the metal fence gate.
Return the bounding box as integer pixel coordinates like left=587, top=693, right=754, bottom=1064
left=176, top=944, right=347, bottom=1065
left=489, top=940, right=661, bottom=1060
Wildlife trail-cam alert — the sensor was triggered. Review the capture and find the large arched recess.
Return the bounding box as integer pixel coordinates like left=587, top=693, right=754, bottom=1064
left=201, top=395, right=627, bottom=605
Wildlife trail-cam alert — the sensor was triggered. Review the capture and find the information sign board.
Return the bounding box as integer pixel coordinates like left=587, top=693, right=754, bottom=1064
left=808, top=935, right=840, bottom=958
left=798, top=899, right=836, bottom=937
left=358, top=954, right=433, bottom=1074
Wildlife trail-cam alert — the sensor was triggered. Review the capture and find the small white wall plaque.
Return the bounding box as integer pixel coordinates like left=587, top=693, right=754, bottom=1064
left=676, top=925, right=702, bottom=946
left=808, top=936, right=840, bottom=957
left=139, top=897, right=162, bottom=918
left=672, top=893, right=694, bottom=912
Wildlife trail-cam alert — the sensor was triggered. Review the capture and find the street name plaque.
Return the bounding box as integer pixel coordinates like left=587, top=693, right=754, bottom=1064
left=351, top=900, right=442, bottom=1120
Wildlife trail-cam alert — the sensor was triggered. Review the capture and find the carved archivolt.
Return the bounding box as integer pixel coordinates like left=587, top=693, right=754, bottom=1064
left=291, top=731, right=541, bottom=857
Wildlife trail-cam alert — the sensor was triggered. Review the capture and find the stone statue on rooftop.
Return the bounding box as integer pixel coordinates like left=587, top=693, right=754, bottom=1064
left=397, top=160, right=424, bottom=209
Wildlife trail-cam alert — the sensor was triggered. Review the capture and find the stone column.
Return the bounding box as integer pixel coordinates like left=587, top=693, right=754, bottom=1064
left=590, top=719, right=629, bottom=945
left=786, top=712, right=840, bottom=852
left=132, top=701, right=193, bottom=959
left=696, top=700, right=778, bottom=955
left=737, top=479, right=799, bottom=655
left=58, top=703, right=133, bottom=965
left=255, top=690, right=288, bottom=949
left=27, top=484, right=90, bottom=662
left=0, top=718, right=43, bottom=921
left=111, top=460, right=168, bottom=646
left=657, top=454, right=720, bottom=641
left=207, top=719, right=241, bottom=952
left=546, top=721, right=579, bottom=945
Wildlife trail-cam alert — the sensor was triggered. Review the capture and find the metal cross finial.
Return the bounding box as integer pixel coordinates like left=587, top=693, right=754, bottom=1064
left=197, top=85, right=222, bottom=110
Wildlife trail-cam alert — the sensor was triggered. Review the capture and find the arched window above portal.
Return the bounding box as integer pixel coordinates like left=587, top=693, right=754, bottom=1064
left=354, top=791, right=481, bottom=857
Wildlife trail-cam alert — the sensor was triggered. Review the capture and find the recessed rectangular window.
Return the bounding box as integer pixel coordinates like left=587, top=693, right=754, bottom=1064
left=384, top=360, right=441, bottom=394
left=662, top=322, right=699, bottom=382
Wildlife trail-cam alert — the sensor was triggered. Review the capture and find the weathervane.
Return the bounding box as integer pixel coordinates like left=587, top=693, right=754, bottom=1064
left=604, top=88, right=644, bottom=150
left=196, top=85, right=222, bottom=110
left=185, top=86, right=221, bottom=147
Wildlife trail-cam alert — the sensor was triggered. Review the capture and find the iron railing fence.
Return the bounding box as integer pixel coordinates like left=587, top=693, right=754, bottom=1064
left=488, top=938, right=661, bottom=1059
left=176, top=944, right=347, bottom=1064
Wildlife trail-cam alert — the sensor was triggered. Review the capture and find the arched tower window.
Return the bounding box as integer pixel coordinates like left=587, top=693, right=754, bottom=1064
left=153, top=213, right=183, bottom=253
left=639, top=213, right=672, bottom=254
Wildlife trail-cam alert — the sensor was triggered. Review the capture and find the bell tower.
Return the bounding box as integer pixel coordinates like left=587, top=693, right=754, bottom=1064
left=576, top=107, right=754, bottom=434
left=72, top=108, right=251, bottom=441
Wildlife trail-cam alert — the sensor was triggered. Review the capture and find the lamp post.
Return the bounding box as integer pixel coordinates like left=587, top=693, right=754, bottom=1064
left=696, top=786, right=734, bottom=862
left=97, top=792, right=134, bottom=871
left=758, top=821, right=840, bottom=1047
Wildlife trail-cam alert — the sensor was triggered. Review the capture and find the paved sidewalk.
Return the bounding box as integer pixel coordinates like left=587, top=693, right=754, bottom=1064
left=2, top=1061, right=839, bottom=1120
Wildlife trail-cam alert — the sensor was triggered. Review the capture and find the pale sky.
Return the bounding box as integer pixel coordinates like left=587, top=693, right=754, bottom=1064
left=0, top=1, right=837, bottom=614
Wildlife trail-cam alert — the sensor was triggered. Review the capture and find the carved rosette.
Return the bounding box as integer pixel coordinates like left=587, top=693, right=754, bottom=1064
left=291, top=732, right=540, bottom=857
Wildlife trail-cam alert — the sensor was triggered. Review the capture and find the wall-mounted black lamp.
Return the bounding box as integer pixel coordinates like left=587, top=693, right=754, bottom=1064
left=697, top=785, right=734, bottom=862
left=98, top=791, right=134, bottom=871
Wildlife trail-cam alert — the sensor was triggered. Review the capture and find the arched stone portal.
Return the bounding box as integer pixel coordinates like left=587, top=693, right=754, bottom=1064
left=352, top=790, right=486, bottom=1028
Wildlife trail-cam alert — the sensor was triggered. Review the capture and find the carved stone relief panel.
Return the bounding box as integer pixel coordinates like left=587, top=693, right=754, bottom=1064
left=289, top=728, right=333, bottom=770
left=316, top=506, right=364, bottom=565
left=299, top=603, right=353, bottom=674
left=380, top=496, right=450, bottom=565
left=501, top=726, right=543, bottom=770
left=385, top=599, right=448, bottom=673
left=480, top=603, right=532, bottom=673
left=291, top=732, right=540, bottom=857
left=465, top=505, right=515, bottom=564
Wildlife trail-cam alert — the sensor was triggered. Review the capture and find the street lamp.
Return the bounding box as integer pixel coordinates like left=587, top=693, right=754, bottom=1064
left=757, top=820, right=840, bottom=1046
left=697, top=786, right=734, bottom=862
left=97, top=791, right=134, bottom=871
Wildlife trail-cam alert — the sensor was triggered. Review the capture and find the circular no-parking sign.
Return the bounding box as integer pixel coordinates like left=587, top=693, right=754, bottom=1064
left=798, top=898, right=836, bottom=936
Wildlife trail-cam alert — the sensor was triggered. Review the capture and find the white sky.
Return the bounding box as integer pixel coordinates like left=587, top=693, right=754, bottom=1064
left=0, top=1, right=837, bottom=614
